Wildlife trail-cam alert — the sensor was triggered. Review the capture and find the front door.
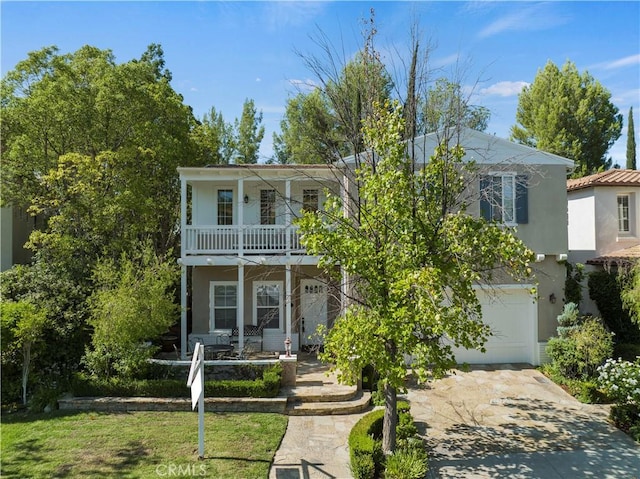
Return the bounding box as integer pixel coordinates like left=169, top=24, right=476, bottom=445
left=300, top=280, right=327, bottom=346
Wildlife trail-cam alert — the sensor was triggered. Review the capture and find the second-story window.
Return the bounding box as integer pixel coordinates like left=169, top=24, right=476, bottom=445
left=618, top=194, right=630, bottom=234
left=217, top=190, right=233, bottom=225
left=302, top=189, right=319, bottom=213
left=480, top=174, right=528, bottom=225
left=261, top=189, right=276, bottom=225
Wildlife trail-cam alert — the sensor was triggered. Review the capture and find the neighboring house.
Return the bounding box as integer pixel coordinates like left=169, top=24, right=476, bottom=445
left=177, top=128, right=573, bottom=365
left=0, top=206, right=37, bottom=271
left=567, top=169, right=640, bottom=314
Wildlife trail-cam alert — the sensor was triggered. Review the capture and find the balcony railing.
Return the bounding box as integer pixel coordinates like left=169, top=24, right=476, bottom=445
left=184, top=225, right=303, bottom=255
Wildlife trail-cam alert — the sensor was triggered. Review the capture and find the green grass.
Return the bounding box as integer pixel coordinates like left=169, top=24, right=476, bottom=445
left=1, top=410, right=288, bottom=478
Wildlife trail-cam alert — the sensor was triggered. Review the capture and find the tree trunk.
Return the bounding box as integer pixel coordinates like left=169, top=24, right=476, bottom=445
left=382, top=381, right=397, bottom=455
left=22, top=342, right=31, bottom=405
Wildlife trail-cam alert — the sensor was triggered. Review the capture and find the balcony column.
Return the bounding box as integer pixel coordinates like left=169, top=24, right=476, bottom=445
left=237, top=260, right=245, bottom=352
left=180, top=177, right=188, bottom=359
left=285, top=263, right=292, bottom=345
left=285, top=179, right=291, bottom=253
left=238, top=178, right=244, bottom=254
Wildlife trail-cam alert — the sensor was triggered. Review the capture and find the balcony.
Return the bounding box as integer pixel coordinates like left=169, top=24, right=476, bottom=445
left=184, top=225, right=304, bottom=255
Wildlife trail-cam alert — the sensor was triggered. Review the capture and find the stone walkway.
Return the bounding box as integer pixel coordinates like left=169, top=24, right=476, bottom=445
left=269, top=360, right=640, bottom=479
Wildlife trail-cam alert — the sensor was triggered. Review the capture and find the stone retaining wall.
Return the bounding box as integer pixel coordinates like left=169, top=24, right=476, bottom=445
left=58, top=396, right=287, bottom=413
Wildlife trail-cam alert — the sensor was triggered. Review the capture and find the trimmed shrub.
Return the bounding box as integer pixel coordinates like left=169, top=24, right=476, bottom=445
left=589, top=270, right=640, bottom=342
left=384, top=448, right=429, bottom=479
left=615, top=343, right=640, bottom=362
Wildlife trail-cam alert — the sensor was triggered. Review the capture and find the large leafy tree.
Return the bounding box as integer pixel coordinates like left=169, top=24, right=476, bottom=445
left=297, top=101, right=533, bottom=453
left=627, top=107, right=636, bottom=170
left=1, top=44, right=201, bottom=263
left=192, top=106, right=235, bottom=165
left=511, top=60, right=622, bottom=177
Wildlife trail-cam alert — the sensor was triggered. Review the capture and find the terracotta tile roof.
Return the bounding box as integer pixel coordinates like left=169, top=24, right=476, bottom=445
left=567, top=169, right=640, bottom=192
left=587, top=244, right=640, bottom=266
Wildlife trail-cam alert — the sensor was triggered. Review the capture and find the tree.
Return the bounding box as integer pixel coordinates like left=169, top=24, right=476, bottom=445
left=627, top=107, right=636, bottom=170
left=192, top=106, right=235, bottom=165
left=234, top=98, right=265, bottom=164
left=419, top=78, right=490, bottom=133
left=511, top=60, right=622, bottom=177
left=621, top=261, right=640, bottom=326
left=84, top=241, right=180, bottom=378
left=1, top=300, right=47, bottom=404
left=297, top=101, right=533, bottom=453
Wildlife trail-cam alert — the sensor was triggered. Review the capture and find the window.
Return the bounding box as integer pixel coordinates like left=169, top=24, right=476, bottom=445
left=217, top=190, right=233, bottom=225
left=255, top=282, right=282, bottom=330
left=302, top=189, right=319, bottom=213
left=260, top=189, right=276, bottom=225
left=210, top=283, right=237, bottom=330
left=480, top=174, right=528, bottom=224
left=618, top=195, right=630, bottom=233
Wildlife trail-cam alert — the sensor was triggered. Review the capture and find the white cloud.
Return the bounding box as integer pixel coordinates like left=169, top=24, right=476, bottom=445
left=288, top=78, right=319, bottom=92
left=263, top=2, right=326, bottom=31
left=256, top=77, right=262, bottom=83
left=478, top=3, right=569, bottom=39
left=592, top=54, right=640, bottom=71
left=480, top=81, right=529, bottom=97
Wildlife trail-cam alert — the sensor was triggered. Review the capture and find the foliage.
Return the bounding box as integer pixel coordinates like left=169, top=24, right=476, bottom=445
left=0, top=300, right=47, bottom=405
left=419, top=78, right=490, bottom=133
left=191, top=106, right=235, bottom=165
left=348, top=404, right=426, bottom=479
left=564, top=262, right=585, bottom=306
left=71, top=364, right=282, bottom=398
left=299, top=101, right=533, bottom=452
left=546, top=304, right=614, bottom=380
left=628, top=107, right=636, bottom=170
left=598, top=358, right=640, bottom=440
left=621, top=260, right=640, bottom=326
left=589, top=270, right=640, bottom=342
left=511, top=60, right=622, bottom=177
left=84, top=242, right=179, bottom=378
left=1, top=411, right=287, bottom=478
left=383, top=448, right=429, bottom=479
left=615, top=342, right=640, bottom=362
left=234, top=98, right=265, bottom=164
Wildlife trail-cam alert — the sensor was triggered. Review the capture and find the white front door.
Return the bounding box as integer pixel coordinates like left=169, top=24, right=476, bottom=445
left=300, top=280, right=327, bottom=346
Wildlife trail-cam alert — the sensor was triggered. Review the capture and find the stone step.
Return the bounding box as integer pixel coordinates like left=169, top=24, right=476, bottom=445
left=279, top=383, right=358, bottom=403
left=286, top=391, right=371, bottom=416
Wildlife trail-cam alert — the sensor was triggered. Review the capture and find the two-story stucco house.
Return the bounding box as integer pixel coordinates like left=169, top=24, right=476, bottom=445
left=567, top=169, right=640, bottom=314
left=177, top=128, right=573, bottom=365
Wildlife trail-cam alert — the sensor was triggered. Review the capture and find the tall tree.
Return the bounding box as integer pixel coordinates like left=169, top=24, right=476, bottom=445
left=234, top=98, right=265, bottom=164
left=511, top=60, right=622, bottom=177
left=297, top=101, right=533, bottom=453
left=627, top=107, right=637, bottom=170
left=192, top=106, right=235, bottom=165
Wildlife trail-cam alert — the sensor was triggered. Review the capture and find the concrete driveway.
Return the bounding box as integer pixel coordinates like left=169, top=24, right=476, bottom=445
left=406, top=365, right=640, bottom=479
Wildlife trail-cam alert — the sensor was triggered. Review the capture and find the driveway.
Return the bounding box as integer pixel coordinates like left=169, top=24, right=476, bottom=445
left=406, top=365, right=640, bottom=479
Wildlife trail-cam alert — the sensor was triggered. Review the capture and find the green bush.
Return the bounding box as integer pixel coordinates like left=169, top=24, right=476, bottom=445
left=610, top=404, right=640, bottom=441
left=72, top=364, right=282, bottom=398
left=614, top=342, right=640, bottom=361
left=384, top=448, right=429, bottom=479
left=589, top=270, right=640, bottom=342
left=546, top=305, right=613, bottom=380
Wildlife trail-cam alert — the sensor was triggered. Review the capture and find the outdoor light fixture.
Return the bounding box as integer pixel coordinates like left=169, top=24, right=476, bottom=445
left=284, top=337, right=292, bottom=357
left=244, top=194, right=249, bottom=204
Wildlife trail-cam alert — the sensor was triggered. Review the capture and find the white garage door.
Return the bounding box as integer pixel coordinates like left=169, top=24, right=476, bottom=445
left=451, top=286, right=537, bottom=365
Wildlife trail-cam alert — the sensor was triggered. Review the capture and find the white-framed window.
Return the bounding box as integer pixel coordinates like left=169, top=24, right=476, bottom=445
left=260, top=189, right=276, bottom=225
left=618, top=194, right=630, bottom=234
left=210, top=282, right=237, bottom=331
left=217, top=189, right=233, bottom=225
left=480, top=173, right=528, bottom=225
left=254, top=281, right=283, bottom=330
left=302, top=189, right=319, bottom=213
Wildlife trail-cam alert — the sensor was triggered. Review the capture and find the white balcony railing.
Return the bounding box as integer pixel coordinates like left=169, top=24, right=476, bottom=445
left=184, top=225, right=303, bottom=255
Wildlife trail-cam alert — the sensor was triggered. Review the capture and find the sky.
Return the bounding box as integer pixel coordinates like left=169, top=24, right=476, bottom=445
left=2, top=1, right=639, bottom=166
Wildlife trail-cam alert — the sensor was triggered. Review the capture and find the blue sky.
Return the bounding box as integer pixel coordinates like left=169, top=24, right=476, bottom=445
left=2, top=1, right=639, bottom=165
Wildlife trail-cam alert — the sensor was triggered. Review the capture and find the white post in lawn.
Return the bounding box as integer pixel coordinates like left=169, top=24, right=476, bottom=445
left=187, top=342, right=205, bottom=459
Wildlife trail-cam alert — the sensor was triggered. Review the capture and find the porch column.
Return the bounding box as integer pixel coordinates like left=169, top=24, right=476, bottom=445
left=238, top=178, right=244, bottom=254
left=180, top=264, right=188, bottom=359
left=285, top=263, right=292, bottom=345
left=180, top=176, right=188, bottom=359
left=237, top=260, right=245, bottom=351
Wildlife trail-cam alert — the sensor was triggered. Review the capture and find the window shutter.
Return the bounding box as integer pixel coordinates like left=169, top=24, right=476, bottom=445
left=480, top=176, right=492, bottom=220
left=516, top=175, right=528, bottom=224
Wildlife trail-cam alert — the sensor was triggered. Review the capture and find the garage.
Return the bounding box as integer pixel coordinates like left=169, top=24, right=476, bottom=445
left=450, top=286, right=538, bottom=365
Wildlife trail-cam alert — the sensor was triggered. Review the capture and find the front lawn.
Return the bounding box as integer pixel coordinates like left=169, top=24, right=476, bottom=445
left=1, top=410, right=288, bottom=478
